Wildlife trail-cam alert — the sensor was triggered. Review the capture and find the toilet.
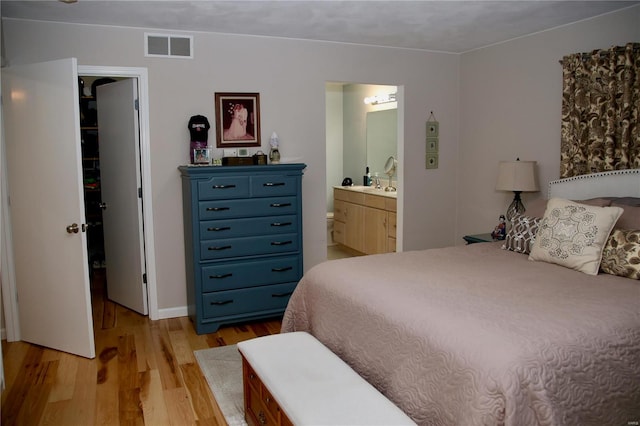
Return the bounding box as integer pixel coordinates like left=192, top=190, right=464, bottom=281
left=327, top=212, right=335, bottom=246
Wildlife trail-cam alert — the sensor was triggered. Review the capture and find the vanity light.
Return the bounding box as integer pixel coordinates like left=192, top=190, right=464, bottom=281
left=363, top=93, right=397, bottom=105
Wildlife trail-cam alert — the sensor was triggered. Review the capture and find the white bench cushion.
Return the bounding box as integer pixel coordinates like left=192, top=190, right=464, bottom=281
left=237, top=331, right=416, bottom=425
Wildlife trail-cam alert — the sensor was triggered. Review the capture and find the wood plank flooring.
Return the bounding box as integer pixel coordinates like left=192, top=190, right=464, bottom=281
left=1, top=269, right=281, bottom=425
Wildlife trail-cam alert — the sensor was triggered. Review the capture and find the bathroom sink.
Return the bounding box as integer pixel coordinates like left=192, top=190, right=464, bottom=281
left=349, top=185, right=381, bottom=192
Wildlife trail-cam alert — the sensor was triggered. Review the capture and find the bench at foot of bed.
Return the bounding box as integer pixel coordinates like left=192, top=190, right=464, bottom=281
left=237, top=331, right=416, bottom=426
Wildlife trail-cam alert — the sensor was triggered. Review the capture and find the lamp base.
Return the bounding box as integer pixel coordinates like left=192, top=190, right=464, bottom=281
left=506, top=191, right=525, bottom=222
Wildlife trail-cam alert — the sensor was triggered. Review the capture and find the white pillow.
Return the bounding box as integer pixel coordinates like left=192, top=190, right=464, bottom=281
left=529, top=198, right=623, bottom=275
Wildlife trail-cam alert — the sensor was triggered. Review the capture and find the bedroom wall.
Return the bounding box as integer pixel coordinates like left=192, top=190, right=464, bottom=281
left=457, top=5, right=640, bottom=241
left=1, top=19, right=460, bottom=315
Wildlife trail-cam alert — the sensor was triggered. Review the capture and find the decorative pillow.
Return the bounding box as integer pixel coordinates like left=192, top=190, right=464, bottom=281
left=529, top=198, right=623, bottom=275
left=600, top=229, right=640, bottom=279
left=577, top=197, right=614, bottom=207
left=524, top=198, right=613, bottom=219
left=611, top=197, right=640, bottom=207
left=501, top=214, right=541, bottom=255
left=611, top=204, right=640, bottom=230
left=524, top=199, right=548, bottom=218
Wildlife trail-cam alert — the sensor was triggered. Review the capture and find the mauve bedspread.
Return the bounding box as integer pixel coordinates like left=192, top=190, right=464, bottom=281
left=281, top=242, right=640, bottom=425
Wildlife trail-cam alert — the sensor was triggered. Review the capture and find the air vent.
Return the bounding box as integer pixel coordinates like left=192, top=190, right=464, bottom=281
left=145, top=33, right=193, bottom=58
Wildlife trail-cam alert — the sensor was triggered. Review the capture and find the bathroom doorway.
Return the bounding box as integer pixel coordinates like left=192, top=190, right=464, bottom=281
left=325, top=82, right=399, bottom=258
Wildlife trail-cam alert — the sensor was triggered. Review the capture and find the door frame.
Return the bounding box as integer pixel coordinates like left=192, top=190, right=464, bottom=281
left=79, top=65, right=159, bottom=320
left=1, top=65, right=158, bottom=342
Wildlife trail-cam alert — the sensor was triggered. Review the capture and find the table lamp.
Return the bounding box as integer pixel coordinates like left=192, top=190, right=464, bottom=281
left=496, top=158, right=539, bottom=221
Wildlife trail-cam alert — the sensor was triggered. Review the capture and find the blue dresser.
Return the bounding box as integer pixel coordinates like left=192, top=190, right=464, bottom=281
left=179, top=164, right=306, bottom=334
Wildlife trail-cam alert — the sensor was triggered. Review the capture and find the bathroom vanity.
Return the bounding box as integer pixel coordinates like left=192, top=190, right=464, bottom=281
left=333, top=186, right=396, bottom=254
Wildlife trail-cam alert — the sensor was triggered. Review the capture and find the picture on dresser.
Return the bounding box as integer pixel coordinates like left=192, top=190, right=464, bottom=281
left=214, top=92, right=261, bottom=148
left=193, top=148, right=211, bottom=165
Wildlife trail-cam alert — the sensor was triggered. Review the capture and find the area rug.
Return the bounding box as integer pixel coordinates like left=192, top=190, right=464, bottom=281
left=194, top=345, right=247, bottom=426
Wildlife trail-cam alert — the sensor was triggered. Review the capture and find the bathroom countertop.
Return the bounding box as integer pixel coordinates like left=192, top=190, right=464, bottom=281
left=334, top=185, right=397, bottom=199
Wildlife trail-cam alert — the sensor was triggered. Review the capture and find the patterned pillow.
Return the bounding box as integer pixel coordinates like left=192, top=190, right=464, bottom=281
left=529, top=198, right=623, bottom=275
left=600, top=229, right=640, bottom=279
left=501, top=214, right=541, bottom=255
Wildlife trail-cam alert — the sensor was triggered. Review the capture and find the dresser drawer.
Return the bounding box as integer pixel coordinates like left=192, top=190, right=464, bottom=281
left=200, top=233, right=299, bottom=260
left=201, top=255, right=301, bottom=292
left=202, top=282, right=296, bottom=319
left=199, top=197, right=297, bottom=220
left=251, top=175, right=298, bottom=197
left=198, top=176, right=250, bottom=200
left=199, top=215, right=297, bottom=240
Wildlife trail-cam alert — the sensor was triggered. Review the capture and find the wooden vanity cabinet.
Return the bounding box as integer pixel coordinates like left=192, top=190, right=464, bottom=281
left=333, top=188, right=396, bottom=254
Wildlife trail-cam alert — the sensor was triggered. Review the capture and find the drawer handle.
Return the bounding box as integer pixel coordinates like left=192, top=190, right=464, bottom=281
left=209, top=273, right=232, bottom=279
left=258, top=411, right=267, bottom=425
left=210, top=300, right=233, bottom=305
left=270, top=222, right=292, bottom=227
left=263, top=182, right=285, bottom=187
left=272, top=292, right=293, bottom=298
left=265, top=396, right=271, bottom=403
left=271, top=241, right=292, bottom=246
left=206, top=207, right=230, bottom=211
left=207, top=226, right=231, bottom=232
left=212, top=184, right=236, bottom=189
left=270, top=203, right=291, bottom=208
left=272, top=266, right=293, bottom=272
left=208, top=245, right=232, bottom=251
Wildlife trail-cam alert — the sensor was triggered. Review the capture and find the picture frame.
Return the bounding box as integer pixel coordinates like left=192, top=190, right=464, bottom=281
left=214, top=92, right=261, bottom=148
left=193, top=148, right=211, bottom=165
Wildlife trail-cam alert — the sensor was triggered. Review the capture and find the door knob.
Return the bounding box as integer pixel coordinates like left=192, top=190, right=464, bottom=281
left=66, top=223, right=88, bottom=234
left=99, top=202, right=108, bottom=210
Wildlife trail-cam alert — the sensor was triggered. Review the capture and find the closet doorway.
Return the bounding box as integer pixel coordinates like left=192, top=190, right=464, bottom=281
left=78, top=66, right=159, bottom=320
left=79, top=75, right=148, bottom=314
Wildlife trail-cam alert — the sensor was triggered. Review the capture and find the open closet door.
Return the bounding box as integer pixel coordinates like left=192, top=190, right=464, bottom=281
left=2, top=58, right=95, bottom=358
left=97, top=79, right=148, bottom=314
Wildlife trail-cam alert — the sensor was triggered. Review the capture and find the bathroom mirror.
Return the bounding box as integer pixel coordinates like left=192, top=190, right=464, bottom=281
left=366, top=109, right=397, bottom=178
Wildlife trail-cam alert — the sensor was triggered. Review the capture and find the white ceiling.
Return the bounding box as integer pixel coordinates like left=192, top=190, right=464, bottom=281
left=1, top=1, right=638, bottom=53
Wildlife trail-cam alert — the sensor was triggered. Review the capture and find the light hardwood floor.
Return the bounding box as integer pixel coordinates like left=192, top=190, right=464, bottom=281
left=1, top=269, right=281, bottom=425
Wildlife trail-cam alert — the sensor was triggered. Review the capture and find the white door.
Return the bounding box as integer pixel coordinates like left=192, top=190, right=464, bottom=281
left=2, top=58, right=95, bottom=358
left=97, top=79, right=148, bottom=314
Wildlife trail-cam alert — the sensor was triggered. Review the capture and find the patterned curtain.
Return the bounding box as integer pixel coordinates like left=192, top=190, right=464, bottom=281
left=560, top=42, right=640, bottom=178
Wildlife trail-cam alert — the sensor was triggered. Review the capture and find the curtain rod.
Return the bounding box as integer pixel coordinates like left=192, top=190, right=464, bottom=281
left=558, top=45, right=640, bottom=64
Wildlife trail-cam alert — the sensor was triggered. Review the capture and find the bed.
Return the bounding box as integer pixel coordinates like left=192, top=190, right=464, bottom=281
left=282, top=170, right=640, bottom=425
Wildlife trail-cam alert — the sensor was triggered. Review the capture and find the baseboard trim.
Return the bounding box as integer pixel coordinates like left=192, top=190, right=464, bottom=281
left=157, top=306, right=188, bottom=320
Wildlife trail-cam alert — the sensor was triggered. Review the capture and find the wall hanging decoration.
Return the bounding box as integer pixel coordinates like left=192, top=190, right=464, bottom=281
left=214, top=92, right=261, bottom=148
left=426, top=111, right=439, bottom=169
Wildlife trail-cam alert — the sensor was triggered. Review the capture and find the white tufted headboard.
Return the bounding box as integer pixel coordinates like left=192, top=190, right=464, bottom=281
left=548, top=169, right=640, bottom=200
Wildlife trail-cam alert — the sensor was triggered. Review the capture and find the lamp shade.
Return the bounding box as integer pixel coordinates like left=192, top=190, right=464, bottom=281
left=495, top=160, right=539, bottom=192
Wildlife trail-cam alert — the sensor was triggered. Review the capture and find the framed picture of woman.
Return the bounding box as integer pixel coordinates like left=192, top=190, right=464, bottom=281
left=214, top=92, right=261, bottom=148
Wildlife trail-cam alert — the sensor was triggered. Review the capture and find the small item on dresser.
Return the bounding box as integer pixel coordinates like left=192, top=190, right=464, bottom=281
left=364, top=166, right=371, bottom=186
left=253, top=150, right=267, bottom=165
left=222, top=156, right=254, bottom=166
left=491, top=214, right=507, bottom=240
left=269, top=131, right=280, bottom=164
left=188, top=115, right=211, bottom=164
left=342, top=177, right=353, bottom=186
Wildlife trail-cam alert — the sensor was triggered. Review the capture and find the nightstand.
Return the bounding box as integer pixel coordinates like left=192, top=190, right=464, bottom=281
left=463, top=233, right=497, bottom=244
